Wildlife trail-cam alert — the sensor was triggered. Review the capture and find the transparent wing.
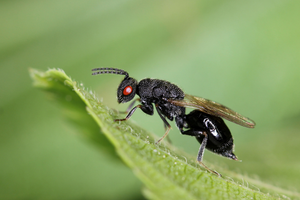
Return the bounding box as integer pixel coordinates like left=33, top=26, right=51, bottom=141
left=169, top=94, right=255, bottom=128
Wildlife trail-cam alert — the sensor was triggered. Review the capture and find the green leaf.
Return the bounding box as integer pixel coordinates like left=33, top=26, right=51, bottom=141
left=29, top=68, right=300, bottom=200
left=29, top=68, right=119, bottom=161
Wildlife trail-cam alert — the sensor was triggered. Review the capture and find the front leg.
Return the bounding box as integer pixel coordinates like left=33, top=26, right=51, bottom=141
left=119, top=98, right=141, bottom=114
left=115, top=102, right=153, bottom=122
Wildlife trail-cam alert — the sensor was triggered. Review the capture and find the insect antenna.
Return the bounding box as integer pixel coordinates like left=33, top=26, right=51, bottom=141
left=91, top=67, right=129, bottom=78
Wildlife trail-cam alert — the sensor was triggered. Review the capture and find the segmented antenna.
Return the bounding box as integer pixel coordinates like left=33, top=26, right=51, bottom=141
left=91, top=67, right=129, bottom=77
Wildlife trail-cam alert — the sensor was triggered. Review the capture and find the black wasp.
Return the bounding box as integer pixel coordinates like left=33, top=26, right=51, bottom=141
left=92, top=68, right=255, bottom=176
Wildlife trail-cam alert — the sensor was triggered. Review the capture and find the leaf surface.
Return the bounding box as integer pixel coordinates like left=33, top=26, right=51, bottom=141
left=30, top=68, right=299, bottom=200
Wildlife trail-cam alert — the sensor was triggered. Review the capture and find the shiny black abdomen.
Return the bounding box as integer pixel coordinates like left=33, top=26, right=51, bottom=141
left=185, top=110, right=234, bottom=154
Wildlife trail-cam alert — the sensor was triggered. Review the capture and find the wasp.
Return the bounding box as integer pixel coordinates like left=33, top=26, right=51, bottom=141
left=92, top=68, right=255, bottom=176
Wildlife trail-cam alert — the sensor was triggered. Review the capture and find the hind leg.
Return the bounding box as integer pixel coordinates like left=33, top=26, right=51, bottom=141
left=181, top=129, right=221, bottom=176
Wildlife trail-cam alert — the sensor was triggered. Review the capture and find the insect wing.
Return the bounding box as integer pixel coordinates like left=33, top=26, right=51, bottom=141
left=169, top=94, right=255, bottom=128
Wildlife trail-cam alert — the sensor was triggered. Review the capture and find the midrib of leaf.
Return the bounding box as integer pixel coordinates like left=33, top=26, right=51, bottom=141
left=30, top=68, right=299, bottom=200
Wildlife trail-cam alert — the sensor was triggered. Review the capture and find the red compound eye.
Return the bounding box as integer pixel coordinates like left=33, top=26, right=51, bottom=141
left=123, top=85, right=133, bottom=95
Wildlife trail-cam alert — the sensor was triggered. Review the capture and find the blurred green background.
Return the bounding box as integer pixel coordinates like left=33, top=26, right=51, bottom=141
left=1, top=0, right=300, bottom=199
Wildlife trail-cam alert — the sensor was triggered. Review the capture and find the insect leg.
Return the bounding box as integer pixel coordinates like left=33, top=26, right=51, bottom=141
left=114, top=105, right=142, bottom=121
left=115, top=102, right=153, bottom=121
left=162, top=116, right=173, bottom=144
left=181, top=130, right=221, bottom=176
left=119, top=98, right=141, bottom=114
left=155, top=105, right=171, bottom=144
left=196, top=131, right=207, bottom=162
left=180, top=130, right=208, bottom=156
left=196, top=131, right=221, bottom=176
left=198, top=160, right=221, bottom=177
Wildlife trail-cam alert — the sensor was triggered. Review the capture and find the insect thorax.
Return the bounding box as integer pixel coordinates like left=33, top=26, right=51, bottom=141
left=136, top=78, right=185, bottom=120
left=137, top=78, right=184, bottom=100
